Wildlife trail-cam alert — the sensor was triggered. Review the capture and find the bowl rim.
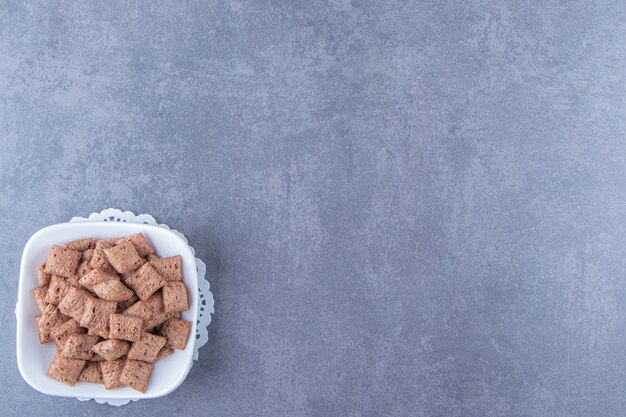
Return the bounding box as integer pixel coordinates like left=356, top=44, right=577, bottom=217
left=16, top=221, right=198, bottom=400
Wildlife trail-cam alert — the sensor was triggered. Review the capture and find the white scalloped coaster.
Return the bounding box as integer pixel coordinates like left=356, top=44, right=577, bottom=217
left=68, top=209, right=214, bottom=406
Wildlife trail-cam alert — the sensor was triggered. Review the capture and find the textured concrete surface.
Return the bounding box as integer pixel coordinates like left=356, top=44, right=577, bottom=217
left=1, top=1, right=626, bottom=416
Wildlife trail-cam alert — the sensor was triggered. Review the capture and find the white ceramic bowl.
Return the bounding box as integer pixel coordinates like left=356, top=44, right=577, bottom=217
left=16, top=222, right=198, bottom=400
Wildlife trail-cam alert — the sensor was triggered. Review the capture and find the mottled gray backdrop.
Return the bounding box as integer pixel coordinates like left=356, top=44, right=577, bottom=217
left=1, top=1, right=626, bottom=416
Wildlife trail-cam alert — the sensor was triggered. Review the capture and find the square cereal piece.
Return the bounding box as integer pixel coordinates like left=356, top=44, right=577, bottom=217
left=39, top=303, right=65, bottom=330
left=127, top=333, right=166, bottom=362
left=50, top=318, right=85, bottom=341
left=45, top=275, right=71, bottom=305
left=119, top=359, right=153, bottom=393
left=44, top=245, right=81, bottom=277
left=149, top=255, right=182, bottom=282
left=90, top=240, right=116, bottom=273
left=79, top=362, right=103, bottom=383
left=92, top=279, right=134, bottom=302
left=58, top=286, right=93, bottom=321
left=153, top=347, right=174, bottom=362
left=104, top=241, right=144, bottom=274
left=82, top=248, right=94, bottom=261
left=129, top=233, right=155, bottom=257
left=47, top=352, right=85, bottom=386
left=32, top=287, right=48, bottom=313
left=38, top=262, right=51, bottom=286
left=116, top=294, right=139, bottom=313
left=124, top=262, right=166, bottom=301
left=80, top=298, right=117, bottom=331
left=91, top=353, right=106, bottom=362
left=118, top=233, right=155, bottom=258
left=163, top=282, right=189, bottom=313
left=99, top=359, right=125, bottom=389
left=65, top=238, right=95, bottom=252
left=35, top=316, right=53, bottom=344
left=109, top=314, right=142, bottom=342
left=78, top=269, right=119, bottom=291
left=60, top=334, right=99, bottom=360
left=91, top=339, right=130, bottom=361
left=123, top=300, right=160, bottom=330
left=145, top=291, right=171, bottom=326
left=158, top=318, right=192, bottom=350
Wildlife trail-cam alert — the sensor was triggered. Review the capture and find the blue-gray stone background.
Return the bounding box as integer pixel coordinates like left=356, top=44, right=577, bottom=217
left=1, top=1, right=626, bottom=416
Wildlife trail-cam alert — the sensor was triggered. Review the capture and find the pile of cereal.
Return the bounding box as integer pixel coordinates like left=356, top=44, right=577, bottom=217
left=32, top=234, right=191, bottom=393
